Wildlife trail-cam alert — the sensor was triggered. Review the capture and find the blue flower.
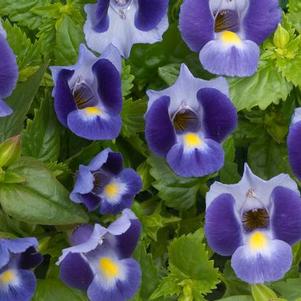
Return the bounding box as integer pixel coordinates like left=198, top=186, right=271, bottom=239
left=58, top=209, right=141, bottom=301
left=179, top=0, right=281, bottom=77
left=0, top=237, right=43, bottom=301
left=83, top=0, right=169, bottom=58
left=50, top=44, right=122, bottom=140
left=70, top=148, right=142, bottom=214
left=288, top=108, right=301, bottom=180
left=205, top=164, right=301, bottom=284
left=145, top=64, right=237, bottom=177
left=0, top=21, right=18, bottom=117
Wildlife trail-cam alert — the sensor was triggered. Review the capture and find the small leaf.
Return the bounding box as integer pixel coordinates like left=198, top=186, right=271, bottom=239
left=158, top=63, right=180, bottom=85
left=251, top=284, right=278, bottom=301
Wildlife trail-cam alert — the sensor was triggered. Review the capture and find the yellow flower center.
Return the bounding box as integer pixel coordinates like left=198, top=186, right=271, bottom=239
left=84, top=106, right=102, bottom=116
left=99, top=257, right=120, bottom=279
left=183, top=133, right=202, bottom=148
left=248, top=231, right=268, bottom=251
left=0, top=270, right=15, bottom=284
left=104, top=182, right=119, bottom=199
left=220, top=31, right=241, bottom=44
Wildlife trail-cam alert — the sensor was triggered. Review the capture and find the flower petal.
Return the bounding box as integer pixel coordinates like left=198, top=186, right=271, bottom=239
left=179, top=0, right=214, bottom=52
left=205, top=193, right=242, bottom=256
left=197, top=88, right=237, bottom=143
left=288, top=121, right=301, bottom=180
left=102, top=152, right=124, bottom=175
left=0, top=243, right=9, bottom=269
left=93, top=0, right=110, bottom=32
left=19, top=247, right=43, bottom=270
left=0, top=99, right=13, bottom=117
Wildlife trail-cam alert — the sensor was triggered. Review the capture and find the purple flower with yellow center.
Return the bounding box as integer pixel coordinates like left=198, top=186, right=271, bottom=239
left=70, top=148, right=142, bottom=214
left=145, top=64, right=237, bottom=177
left=179, top=0, right=281, bottom=77
left=83, top=0, right=169, bottom=58
left=205, top=164, right=301, bottom=284
left=0, top=237, right=43, bottom=301
left=58, top=209, right=141, bottom=301
left=50, top=44, right=122, bottom=140
left=0, top=21, right=18, bottom=117
left=288, top=108, right=301, bottom=180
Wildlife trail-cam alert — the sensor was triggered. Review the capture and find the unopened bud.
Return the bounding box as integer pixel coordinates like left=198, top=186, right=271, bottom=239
left=0, top=135, right=21, bottom=168
left=273, top=24, right=290, bottom=49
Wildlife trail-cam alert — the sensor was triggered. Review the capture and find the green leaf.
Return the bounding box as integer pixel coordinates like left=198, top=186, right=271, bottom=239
left=218, top=297, right=253, bottom=301
left=0, top=65, right=47, bottom=142
left=0, top=157, right=88, bottom=225
left=288, top=0, right=301, bottom=32
left=22, top=97, right=60, bottom=162
left=122, top=62, right=135, bottom=98
left=33, top=279, right=88, bottom=301
left=251, top=284, right=278, bottom=301
left=272, top=278, right=301, bottom=301
left=158, top=63, right=180, bottom=85
left=229, top=61, right=293, bottom=111
left=148, top=156, right=206, bottom=210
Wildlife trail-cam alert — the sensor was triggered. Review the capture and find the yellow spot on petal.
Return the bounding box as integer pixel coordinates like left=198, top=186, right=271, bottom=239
left=0, top=270, right=15, bottom=284
left=248, top=231, right=268, bottom=251
left=183, top=133, right=202, bottom=148
left=104, top=182, right=119, bottom=199
left=84, top=106, right=102, bottom=116
left=99, top=257, right=120, bottom=279
left=220, top=31, right=241, bottom=44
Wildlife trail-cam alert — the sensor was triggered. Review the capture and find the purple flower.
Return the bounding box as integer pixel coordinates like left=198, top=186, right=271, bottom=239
left=70, top=148, right=142, bottom=215
left=50, top=44, right=122, bottom=140
left=179, top=0, right=281, bottom=77
left=0, top=22, right=18, bottom=117
left=145, top=64, right=237, bottom=177
left=205, top=164, right=301, bottom=284
left=83, top=0, right=169, bottom=58
left=288, top=108, right=301, bottom=180
left=0, top=237, right=43, bottom=301
left=58, top=209, right=141, bottom=301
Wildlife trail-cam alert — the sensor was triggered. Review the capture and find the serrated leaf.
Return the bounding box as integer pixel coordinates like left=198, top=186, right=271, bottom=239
left=122, top=62, right=135, bottom=97
left=22, top=97, right=60, bottom=162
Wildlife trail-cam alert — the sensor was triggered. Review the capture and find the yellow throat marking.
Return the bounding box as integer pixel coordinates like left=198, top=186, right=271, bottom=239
left=248, top=231, right=268, bottom=251
left=0, top=270, right=15, bottom=284
left=104, top=182, right=119, bottom=199
left=184, top=133, right=202, bottom=148
left=220, top=31, right=241, bottom=44
left=99, top=257, right=120, bottom=279
left=84, top=106, right=102, bottom=116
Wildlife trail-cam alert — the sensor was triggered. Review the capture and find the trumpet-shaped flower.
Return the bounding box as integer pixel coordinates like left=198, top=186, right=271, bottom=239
left=58, top=209, right=141, bottom=301
left=205, top=164, right=301, bottom=284
left=83, top=0, right=169, bottom=58
left=50, top=44, right=122, bottom=140
left=288, top=108, right=301, bottom=180
left=179, top=0, right=281, bottom=77
left=0, top=22, right=18, bottom=117
left=0, top=237, right=43, bottom=301
left=145, top=64, right=237, bottom=177
left=70, top=148, right=142, bottom=214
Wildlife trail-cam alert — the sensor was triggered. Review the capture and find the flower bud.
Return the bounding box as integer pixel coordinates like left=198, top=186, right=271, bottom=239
left=0, top=135, right=21, bottom=168
left=273, top=24, right=290, bottom=49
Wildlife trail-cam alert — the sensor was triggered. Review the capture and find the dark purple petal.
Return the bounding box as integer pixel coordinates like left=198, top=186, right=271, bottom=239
left=0, top=99, right=13, bottom=117
left=60, top=253, right=94, bottom=291
left=145, top=96, right=176, bottom=157
left=197, top=88, right=237, bottom=143
left=80, top=193, right=101, bottom=211
left=271, top=186, right=301, bottom=245
left=92, top=59, right=122, bottom=115
left=53, top=69, right=76, bottom=126
left=19, top=247, right=43, bottom=270
left=135, top=0, right=169, bottom=31
left=0, top=270, right=36, bottom=301
left=0, top=35, right=18, bottom=98
left=70, top=224, right=95, bottom=246
left=93, top=0, right=110, bottom=32
left=288, top=121, right=301, bottom=180
left=67, top=110, right=122, bottom=140
left=100, top=198, right=132, bottom=215
left=231, top=239, right=292, bottom=284
left=102, top=152, right=123, bottom=175
left=205, top=193, right=242, bottom=256
left=243, top=0, right=281, bottom=45
left=199, top=39, right=260, bottom=77
left=166, top=139, right=224, bottom=177
left=179, top=0, right=214, bottom=52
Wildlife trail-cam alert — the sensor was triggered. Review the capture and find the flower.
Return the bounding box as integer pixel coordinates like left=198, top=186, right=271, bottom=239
left=70, top=148, right=142, bottom=214
left=0, top=21, right=18, bottom=117
left=58, top=209, right=141, bottom=301
left=288, top=108, right=301, bottom=180
left=179, top=0, right=281, bottom=77
left=0, top=237, right=43, bottom=301
left=145, top=64, right=237, bottom=177
left=83, top=0, right=169, bottom=58
left=50, top=44, right=122, bottom=140
left=205, top=164, right=301, bottom=284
